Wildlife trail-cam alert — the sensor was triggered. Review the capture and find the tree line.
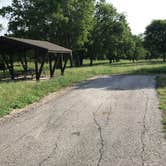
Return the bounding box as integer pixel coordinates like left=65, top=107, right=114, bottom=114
left=0, top=0, right=166, bottom=66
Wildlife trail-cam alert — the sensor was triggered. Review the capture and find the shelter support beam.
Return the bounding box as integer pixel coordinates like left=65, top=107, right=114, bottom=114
left=49, top=54, right=59, bottom=78
left=2, top=54, right=15, bottom=80
left=20, top=49, right=28, bottom=77
left=60, top=54, right=68, bottom=76
left=35, top=50, right=45, bottom=81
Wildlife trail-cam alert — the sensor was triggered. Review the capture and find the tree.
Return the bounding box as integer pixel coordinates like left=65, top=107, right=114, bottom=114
left=111, top=14, right=134, bottom=62
left=0, top=0, right=59, bottom=39
left=56, top=0, right=95, bottom=66
left=88, top=0, right=119, bottom=64
left=0, top=0, right=94, bottom=47
left=144, top=20, right=166, bottom=62
left=129, top=35, right=147, bottom=62
left=0, top=24, right=2, bottom=31
left=87, top=0, right=133, bottom=65
left=0, top=0, right=95, bottom=66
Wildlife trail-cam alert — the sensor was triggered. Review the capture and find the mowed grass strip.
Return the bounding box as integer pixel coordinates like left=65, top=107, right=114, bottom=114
left=0, top=59, right=166, bottom=117
left=157, top=75, right=166, bottom=134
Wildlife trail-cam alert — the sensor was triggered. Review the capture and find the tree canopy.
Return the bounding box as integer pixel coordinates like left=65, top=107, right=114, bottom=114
left=144, top=20, right=166, bottom=62
left=0, top=0, right=148, bottom=66
left=87, top=0, right=135, bottom=64
left=0, top=0, right=95, bottom=49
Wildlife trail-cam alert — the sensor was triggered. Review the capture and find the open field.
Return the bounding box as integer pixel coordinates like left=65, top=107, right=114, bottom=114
left=0, top=59, right=166, bottom=121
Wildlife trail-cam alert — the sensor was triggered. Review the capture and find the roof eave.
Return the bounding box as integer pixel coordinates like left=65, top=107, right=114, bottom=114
left=48, top=50, right=72, bottom=54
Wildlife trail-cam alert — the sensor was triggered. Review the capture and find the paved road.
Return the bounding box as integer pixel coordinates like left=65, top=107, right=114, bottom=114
left=0, top=75, right=166, bottom=166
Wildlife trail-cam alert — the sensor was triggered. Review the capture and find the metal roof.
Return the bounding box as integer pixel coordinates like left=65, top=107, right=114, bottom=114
left=0, top=36, right=72, bottom=54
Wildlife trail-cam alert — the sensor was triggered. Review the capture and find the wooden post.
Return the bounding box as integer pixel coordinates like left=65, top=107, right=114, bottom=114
left=9, top=55, right=14, bottom=80
left=20, top=49, right=28, bottom=78
left=60, top=54, right=64, bottom=76
left=52, top=54, right=58, bottom=77
left=38, top=55, right=45, bottom=79
left=69, top=52, right=73, bottom=68
left=60, top=54, right=68, bottom=76
left=49, top=54, right=53, bottom=78
left=35, top=49, right=39, bottom=81
left=34, top=49, right=45, bottom=81
left=24, top=49, right=28, bottom=74
left=49, top=55, right=56, bottom=78
left=2, top=54, right=15, bottom=80
left=62, top=55, right=68, bottom=74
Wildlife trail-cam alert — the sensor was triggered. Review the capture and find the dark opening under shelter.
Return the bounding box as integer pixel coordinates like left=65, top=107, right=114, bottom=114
left=0, top=36, right=72, bottom=81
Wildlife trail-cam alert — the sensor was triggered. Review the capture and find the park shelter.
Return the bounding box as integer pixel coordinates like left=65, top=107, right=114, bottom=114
left=0, top=36, right=72, bottom=80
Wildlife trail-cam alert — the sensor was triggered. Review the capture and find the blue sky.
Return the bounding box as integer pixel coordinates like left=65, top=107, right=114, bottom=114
left=1, top=0, right=166, bottom=35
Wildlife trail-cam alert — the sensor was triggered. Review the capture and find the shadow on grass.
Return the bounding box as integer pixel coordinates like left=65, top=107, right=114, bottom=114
left=156, top=75, right=166, bottom=89
left=111, top=60, right=165, bottom=68
left=78, top=62, right=109, bottom=68
left=67, top=60, right=165, bottom=69
left=131, top=66, right=166, bottom=75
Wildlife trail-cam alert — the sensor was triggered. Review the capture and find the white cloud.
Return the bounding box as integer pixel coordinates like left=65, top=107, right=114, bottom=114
left=107, top=0, right=166, bottom=34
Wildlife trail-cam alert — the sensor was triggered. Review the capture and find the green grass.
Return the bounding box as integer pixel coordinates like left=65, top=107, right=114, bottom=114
left=0, top=59, right=166, bottom=117
left=157, top=76, right=166, bottom=134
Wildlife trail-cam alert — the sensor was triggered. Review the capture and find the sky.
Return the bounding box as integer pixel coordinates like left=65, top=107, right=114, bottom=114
left=0, top=0, right=166, bottom=35
left=0, top=0, right=12, bottom=35
left=108, top=0, right=166, bottom=34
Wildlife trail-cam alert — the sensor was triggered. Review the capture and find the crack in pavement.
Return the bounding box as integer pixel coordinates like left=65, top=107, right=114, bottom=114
left=93, top=112, right=105, bottom=166
left=140, top=91, right=149, bottom=166
left=1, top=75, right=165, bottom=166
left=38, top=99, right=89, bottom=166
left=92, top=96, right=112, bottom=166
left=38, top=144, right=58, bottom=166
left=0, top=100, right=79, bottom=155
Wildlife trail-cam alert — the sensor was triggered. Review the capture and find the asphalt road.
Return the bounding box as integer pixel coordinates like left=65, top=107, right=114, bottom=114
left=0, top=75, right=166, bottom=166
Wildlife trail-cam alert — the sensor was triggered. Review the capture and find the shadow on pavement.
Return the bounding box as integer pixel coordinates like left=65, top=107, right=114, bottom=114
left=75, top=75, right=156, bottom=91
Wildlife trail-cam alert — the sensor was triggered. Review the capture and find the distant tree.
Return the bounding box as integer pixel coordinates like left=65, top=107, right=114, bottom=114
left=112, top=14, right=134, bottom=62
left=89, top=0, right=120, bottom=64
left=87, top=0, right=133, bottom=65
left=130, top=35, right=147, bottom=62
left=144, top=20, right=166, bottom=62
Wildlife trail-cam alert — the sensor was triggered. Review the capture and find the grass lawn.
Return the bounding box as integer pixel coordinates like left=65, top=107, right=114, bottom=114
left=0, top=59, right=166, bottom=120
left=156, top=76, right=166, bottom=134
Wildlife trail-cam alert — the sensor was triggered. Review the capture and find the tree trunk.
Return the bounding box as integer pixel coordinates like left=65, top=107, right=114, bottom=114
left=69, top=54, right=73, bottom=68
left=73, top=54, right=80, bottom=67
left=90, top=58, right=93, bottom=66
left=79, top=54, right=83, bottom=66
left=163, top=54, right=166, bottom=62
left=90, top=54, right=93, bottom=66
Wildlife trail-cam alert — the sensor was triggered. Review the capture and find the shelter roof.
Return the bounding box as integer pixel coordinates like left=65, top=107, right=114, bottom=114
left=0, top=36, right=72, bottom=54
